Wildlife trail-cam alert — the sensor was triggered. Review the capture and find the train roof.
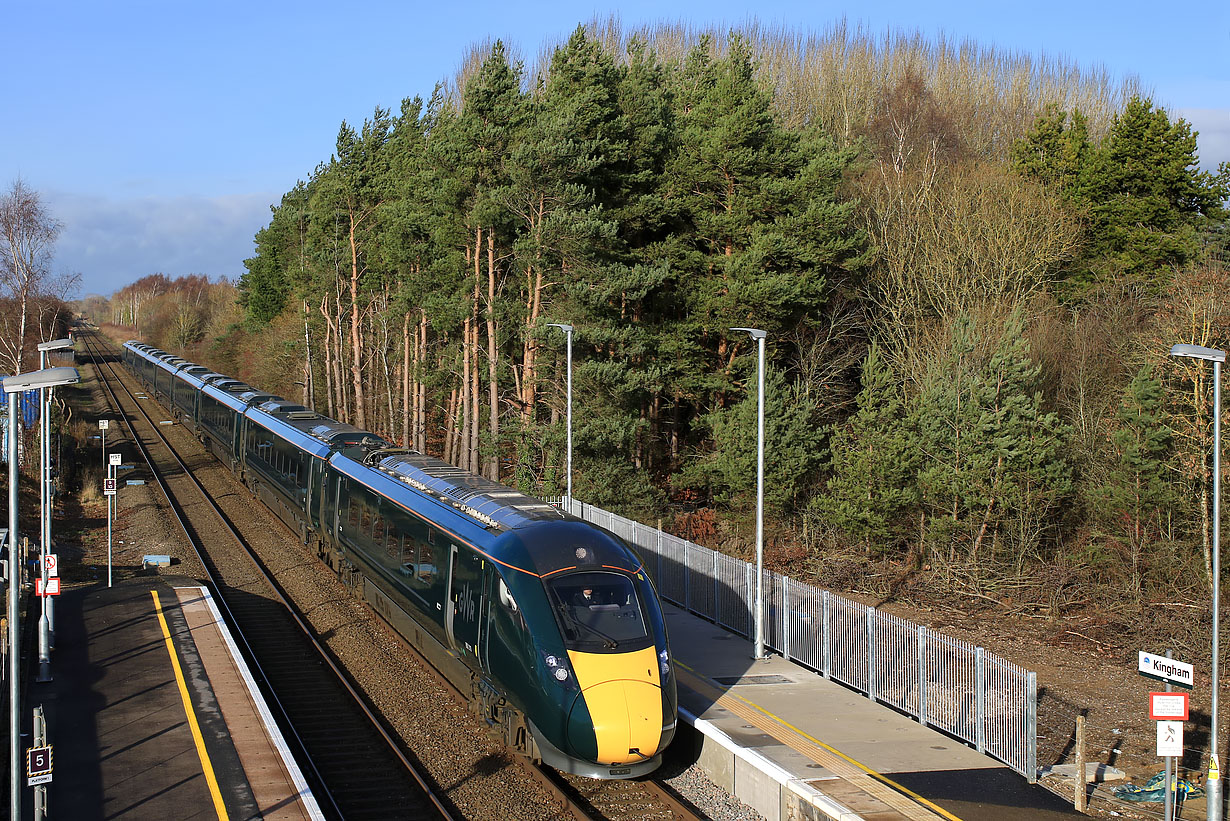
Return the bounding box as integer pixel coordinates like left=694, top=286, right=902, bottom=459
left=368, top=449, right=564, bottom=533
left=122, top=340, right=607, bottom=556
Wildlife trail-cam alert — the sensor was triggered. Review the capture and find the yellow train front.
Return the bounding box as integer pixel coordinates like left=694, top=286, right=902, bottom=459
left=490, top=520, right=677, bottom=778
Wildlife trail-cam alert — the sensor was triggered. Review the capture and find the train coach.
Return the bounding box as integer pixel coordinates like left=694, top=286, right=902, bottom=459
left=121, top=340, right=677, bottom=779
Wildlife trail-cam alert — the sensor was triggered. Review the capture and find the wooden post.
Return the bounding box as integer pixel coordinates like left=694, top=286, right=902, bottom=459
left=1075, top=714, right=1087, bottom=811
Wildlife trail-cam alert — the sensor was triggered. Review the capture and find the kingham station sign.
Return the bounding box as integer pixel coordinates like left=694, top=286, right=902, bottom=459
left=1138, top=651, right=1194, bottom=689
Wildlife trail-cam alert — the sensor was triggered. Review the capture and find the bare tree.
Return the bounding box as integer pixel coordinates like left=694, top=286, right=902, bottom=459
left=0, top=179, right=62, bottom=374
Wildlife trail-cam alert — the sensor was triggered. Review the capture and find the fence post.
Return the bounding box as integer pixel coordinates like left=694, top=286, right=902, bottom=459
left=1027, top=671, right=1038, bottom=782
left=866, top=605, right=876, bottom=702
left=975, top=647, right=986, bottom=753
left=683, top=542, right=691, bottom=612
left=917, top=625, right=928, bottom=726
left=822, top=590, right=831, bottom=679
left=712, top=551, right=719, bottom=623
left=1075, top=714, right=1086, bottom=811
left=782, top=577, right=791, bottom=661
left=656, top=524, right=663, bottom=589
left=744, top=563, right=754, bottom=639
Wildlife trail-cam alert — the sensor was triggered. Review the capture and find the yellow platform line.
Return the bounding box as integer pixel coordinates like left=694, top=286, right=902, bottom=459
left=152, top=590, right=229, bottom=820
left=676, top=661, right=963, bottom=821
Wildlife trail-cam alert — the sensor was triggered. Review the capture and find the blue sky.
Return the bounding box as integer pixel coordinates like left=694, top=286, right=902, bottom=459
left=6, top=0, right=1228, bottom=298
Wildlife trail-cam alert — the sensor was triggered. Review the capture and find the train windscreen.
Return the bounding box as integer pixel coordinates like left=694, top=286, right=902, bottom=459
left=546, top=571, right=648, bottom=651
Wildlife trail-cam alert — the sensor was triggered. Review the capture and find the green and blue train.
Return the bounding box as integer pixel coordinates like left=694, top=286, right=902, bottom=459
left=122, top=340, right=677, bottom=778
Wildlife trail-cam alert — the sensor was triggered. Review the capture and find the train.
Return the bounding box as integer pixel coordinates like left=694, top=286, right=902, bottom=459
left=121, top=340, right=677, bottom=779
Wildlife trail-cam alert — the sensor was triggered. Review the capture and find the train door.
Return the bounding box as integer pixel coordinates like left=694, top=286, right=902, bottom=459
left=445, top=544, right=484, bottom=665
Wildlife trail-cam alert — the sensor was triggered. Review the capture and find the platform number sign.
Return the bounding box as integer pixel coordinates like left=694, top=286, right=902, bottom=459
left=26, top=745, right=52, bottom=785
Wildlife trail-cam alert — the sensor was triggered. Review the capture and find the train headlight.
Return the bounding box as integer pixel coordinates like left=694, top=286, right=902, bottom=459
left=542, top=651, right=575, bottom=688
left=659, top=648, right=671, bottom=678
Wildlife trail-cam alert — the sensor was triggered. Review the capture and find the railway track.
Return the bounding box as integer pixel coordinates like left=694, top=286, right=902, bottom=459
left=80, top=333, right=452, bottom=820
left=79, top=331, right=704, bottom=821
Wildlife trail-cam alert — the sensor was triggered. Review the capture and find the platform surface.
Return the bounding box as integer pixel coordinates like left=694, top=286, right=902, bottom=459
left=665, top=602, right=1083, bottom=820
left=32, top=578, right=321, bottom=820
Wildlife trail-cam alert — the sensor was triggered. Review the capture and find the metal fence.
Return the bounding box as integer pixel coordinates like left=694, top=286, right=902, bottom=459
left=558, top=497, right=1038, bottom=780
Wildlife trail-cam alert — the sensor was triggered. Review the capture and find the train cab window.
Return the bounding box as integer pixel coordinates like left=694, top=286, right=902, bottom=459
left=546, top=571, right=649, bottom=651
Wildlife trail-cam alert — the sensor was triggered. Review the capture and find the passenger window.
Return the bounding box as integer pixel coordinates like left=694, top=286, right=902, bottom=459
left=416, top=541, right=436, bottom=584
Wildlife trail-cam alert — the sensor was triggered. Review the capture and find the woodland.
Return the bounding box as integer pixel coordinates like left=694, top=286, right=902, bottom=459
left=96, top=21, right=1230, bottom=631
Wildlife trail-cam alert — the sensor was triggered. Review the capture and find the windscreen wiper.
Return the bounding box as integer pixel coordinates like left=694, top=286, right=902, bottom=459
left=559, top=606, right=619, bottom=649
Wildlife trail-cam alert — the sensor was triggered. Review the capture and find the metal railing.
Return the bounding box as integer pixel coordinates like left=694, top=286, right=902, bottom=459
left=557, top=497, right=1038, bottom=780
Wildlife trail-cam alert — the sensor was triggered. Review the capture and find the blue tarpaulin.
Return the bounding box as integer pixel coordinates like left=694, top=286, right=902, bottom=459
left=0, top=387, right=42, bottom=427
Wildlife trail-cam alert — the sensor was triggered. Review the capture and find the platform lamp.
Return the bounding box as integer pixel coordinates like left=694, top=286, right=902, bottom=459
left=731, top=327, right=767, bottom=661
left=4, top=366, right=79, bottom=821
left=1170, top=343, right=1226, bottom=821
left=546, top=324, right=573, bottom=505
left=36, top=338, right=73, bottom=661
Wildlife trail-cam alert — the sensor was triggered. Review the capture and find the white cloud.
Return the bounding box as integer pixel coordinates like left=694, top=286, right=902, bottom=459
left=44, top=191, right=277, bottom=298
left=1177, top=108, right=1230, bottom=174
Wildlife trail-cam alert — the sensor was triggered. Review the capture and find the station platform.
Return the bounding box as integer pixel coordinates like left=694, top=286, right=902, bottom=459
left=29, top=578, right=323, bottom=820
left=664, top=603, right=1081, bottom=821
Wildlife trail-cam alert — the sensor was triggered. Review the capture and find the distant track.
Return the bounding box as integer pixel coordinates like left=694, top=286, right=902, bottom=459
left=80, top=331, right=451, bottom=821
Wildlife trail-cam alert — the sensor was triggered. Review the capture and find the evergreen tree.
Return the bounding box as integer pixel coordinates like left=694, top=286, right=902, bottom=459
left=813, top=344, right=920, bottom=555
left=916, top=314, right=1072, bottom=563
left=689, top=362, right=826, bottom=514
left=240, top=183, right=309, bottom=324
left=1099, top=365, right=1172, bottom=595
left=1013, top=96, right=1229, bottom=295
left=663, top=34, right=865, bottom=492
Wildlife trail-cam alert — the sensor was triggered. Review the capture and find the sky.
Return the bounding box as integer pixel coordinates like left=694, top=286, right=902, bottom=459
left=6, top=1, right=1228, bottom=300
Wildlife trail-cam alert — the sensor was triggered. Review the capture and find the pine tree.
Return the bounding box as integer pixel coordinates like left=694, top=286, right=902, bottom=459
left=916, top=314, right=1072, bottom=564
left=813, top=344, right=919, bottom=555
left=1100, top=365, right=1172, bottom=596
left=1013, top=96, right=1229, bottom=295
left=698, top=362, right=826, bottom=514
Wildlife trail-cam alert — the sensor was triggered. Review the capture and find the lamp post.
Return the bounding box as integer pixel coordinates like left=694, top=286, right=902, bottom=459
left=547, top=323, right=573, bottom=504
left=35, top=338, right=72, bottom=668
left=731, top=327, right=767, bottom=660
left=4, top=366, right=80, bottom=821
left=1171, top=342, right=1226, bottom=821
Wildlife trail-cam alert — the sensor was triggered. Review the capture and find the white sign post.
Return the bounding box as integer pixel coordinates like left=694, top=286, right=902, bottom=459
left=1142, top=651, right=1191, bottom=821
left=99, top=419, right=111, bottom=586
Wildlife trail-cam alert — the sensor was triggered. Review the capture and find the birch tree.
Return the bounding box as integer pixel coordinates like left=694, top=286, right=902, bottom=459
left=0, top=179, right=61, bottom=374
